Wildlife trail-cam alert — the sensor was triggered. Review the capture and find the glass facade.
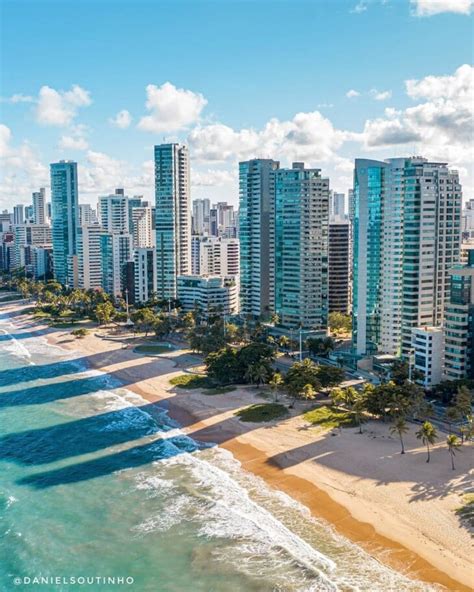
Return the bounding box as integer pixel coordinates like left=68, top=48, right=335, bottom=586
left=352, top=161, right=384, bottom=355
left=273, top=165, right=329, bottom=330
left=154, top=144, right=190, bottom=299
left=50, top=161, right=78, bottom=285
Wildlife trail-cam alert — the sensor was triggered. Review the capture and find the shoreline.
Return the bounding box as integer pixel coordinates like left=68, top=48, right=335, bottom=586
left=3, top=302, right=473, bottom=592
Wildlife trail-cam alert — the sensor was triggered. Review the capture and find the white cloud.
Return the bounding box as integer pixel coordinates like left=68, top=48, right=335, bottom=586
left=137, top=82, right=207, bottom=133
left=370, top=88, right=392, bottom=101
left=109, top=109, right=132, bottom=129
left=58, top=135, right=89, bottom=151
left=346, top=89, right=360, bottom=98
left=362, top=65, right=474, bottom=196
left=58, top=124, right=89, bottom=151
left=191, top=169, right=236, bottom=186
left=411, top=0, right=473, bottom=15
left=351, top=1, right=368, bottom=12
left=0, top=94, right=34, bottom=104
left=189, top=111, right=349, bottom=166
left=36, top=84, right=92, bottom=126
left=0, top=126, right=49, bottom=204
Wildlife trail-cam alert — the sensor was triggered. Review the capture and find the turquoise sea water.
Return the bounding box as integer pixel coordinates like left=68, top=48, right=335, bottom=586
left=0, top=310, right=439, bottom=592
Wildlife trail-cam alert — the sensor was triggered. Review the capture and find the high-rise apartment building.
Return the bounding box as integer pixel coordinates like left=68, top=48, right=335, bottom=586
left=352, top=157, right=462, bottom=357
left=32, top=188, right=46, bottom=225
left=99, top=189, right=129, bottom=233
left=131, top=206, right=154, bottom=248
left=191, top=236, right=239, bottom=277
left=13, top=205, right=24, bottom=226
left=274, top=163, right=329, bottom=330
left=443, top=251, right=474, bottom=381
left=78, top=204, right=98, bottom=226
left=328, top=221, right=351, bottom=314
left=50, top=160, right=79, bottom=285
left=154, top=143, right=191, bottom=299
left=330, top=191, right=345, bottom=221
left=134, top=247, right=157, bottom=304
left=100, top=232, right=132, bottom=297
left=239, top=158, right=279, bottom=318
left=192, top=198, right=210, bottom=235
left=77, top=225, right=107, bottom=290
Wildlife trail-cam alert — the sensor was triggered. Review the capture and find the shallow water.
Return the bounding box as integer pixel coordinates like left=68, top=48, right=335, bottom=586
left=0, top=313, right=439, bottom=591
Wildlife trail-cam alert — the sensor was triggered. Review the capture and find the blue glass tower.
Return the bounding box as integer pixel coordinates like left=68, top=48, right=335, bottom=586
left=154, top=144, right=191, bottom=299
left=50, top=160, right=79, bottom=286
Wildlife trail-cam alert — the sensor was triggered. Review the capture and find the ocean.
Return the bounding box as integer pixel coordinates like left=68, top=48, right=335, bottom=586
left=0, top=310, right=438, bottom=592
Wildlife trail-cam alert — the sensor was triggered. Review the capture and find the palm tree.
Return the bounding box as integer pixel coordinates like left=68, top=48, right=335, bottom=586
left=278, top=335, right=290, bottom=351
left=416, top=421, right=437, bottom=463
left=299, top=383, right=316, bottom=402
left=446, top=434, right=461, bottom=470
left=445, top=406, right=460, bottom=434
left=269, top=372, right=284, bottom=402
left=245, top=362, right=269, bottom=389
left=390, top=417, right=409, bottom=454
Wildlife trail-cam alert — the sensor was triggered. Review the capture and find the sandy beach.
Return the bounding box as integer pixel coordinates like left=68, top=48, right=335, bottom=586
left=4, top=302, right=473, bottom=591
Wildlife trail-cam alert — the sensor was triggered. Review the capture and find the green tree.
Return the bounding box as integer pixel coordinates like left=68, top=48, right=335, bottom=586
left=328, top=312, right=351, bottom=334
left=269, top=372, right=284, bottom=402
left=131, top=307, right=157, bottom=336
left=453, top=386, right=473, bottom=421
left=95, top=301, right=115, bottom=326
left=446, top=434, right=461, bottom=470
left=285, top=358, right=321, bottom=398
left=278, top=335, right=290, bottom=351
left=299, top=383, right=317, bottom=402
left=416, top=421, right=437, bottom=463
left=390, top=360, right=424, bottom=385
left=245, top=361, right=270, bottom=388
left=306, top=336, right=335, bottom=358
left=445, top=406, right=461, bottom=434
left=224, top=322, right=240, bottom=343
left=206, top=347, right=241, bottom=385
left=315, top=365, right=344, bottom=389
left=390, top=417, right=409, bottom=454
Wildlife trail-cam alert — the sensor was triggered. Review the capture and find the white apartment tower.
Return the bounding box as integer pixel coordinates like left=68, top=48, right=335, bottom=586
left=32, top=188, right=46, bottom=225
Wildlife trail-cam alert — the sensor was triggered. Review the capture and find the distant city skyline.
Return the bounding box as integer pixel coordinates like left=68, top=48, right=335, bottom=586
left=0, top=0, right=473, bottom=209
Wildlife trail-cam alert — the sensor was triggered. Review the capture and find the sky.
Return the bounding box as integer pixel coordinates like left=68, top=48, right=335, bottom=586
left=0, top=0, right=473, bottom=210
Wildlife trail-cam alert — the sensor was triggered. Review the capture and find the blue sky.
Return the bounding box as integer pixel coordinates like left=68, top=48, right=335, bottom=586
left=0, top=0, right=473, bottom=208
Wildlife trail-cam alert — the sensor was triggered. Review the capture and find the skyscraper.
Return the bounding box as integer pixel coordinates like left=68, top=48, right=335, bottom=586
left=154, top=143, right=191, bottom=299
left=77, top=225, right=106, bottom=289
left=274, top=163, right=329, bottom=330
left=328, top=221, right=351, bottom=314
left=50, top=160, right=79, bottom=285
left=99, top=189, right=129, bottom=233
left=239, top=158, right=279, bottom=318
left=352, top=157, right=462, bottom=357
left=443, top=251, right=474, bottom=381
left=192, top=198, right=210, bottom=235
left=13, top=205, right=24, bottom=225
left=32, top=188, right=46, bottom=225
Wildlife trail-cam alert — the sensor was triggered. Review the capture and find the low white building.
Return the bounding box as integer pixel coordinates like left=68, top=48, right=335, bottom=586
left=411, top=326, right=443, bottom=387
left=177, top=275, right=239, bottom=316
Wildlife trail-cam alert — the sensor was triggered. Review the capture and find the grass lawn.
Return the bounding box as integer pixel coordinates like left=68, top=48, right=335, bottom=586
left=303, top=405, right=356, bottom=429
left=134, top=344, right=173, bottom=355
left=169, top=374, right=212, bottom=389
left=455, top=493, right=474, bottom=528
left=203, top=386, right=235, bottom=395
left=236, top=403, right=288, bottom=423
